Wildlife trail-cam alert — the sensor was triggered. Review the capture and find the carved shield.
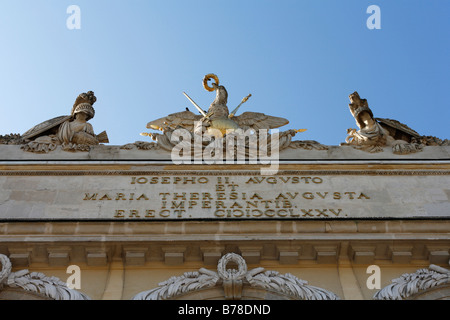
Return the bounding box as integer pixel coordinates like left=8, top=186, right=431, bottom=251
left=22, top=115, right=71, bottom=140
left=375, top=117, right=421, bottom=138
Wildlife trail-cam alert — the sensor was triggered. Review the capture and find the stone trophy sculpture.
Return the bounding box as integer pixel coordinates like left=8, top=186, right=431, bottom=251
left=145, top=73, right=290, bottom=137
left=21, top=91, right=108, bottom=153
left=136, top=73, right=314, bottom=154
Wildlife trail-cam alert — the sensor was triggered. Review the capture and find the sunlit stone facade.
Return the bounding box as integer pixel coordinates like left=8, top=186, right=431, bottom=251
left=1, top=144, right=449, bottom=300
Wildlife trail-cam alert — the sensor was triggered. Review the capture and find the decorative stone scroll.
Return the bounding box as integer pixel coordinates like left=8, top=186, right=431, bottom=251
left=0, top=254, right=90, bottom=300
left=373, top=264, right=450, bottom=300
left=132, top=253, right=340, bottom=300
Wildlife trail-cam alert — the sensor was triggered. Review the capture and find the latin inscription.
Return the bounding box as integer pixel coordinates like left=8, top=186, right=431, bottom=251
left=82, top=176, right=372, bottom=219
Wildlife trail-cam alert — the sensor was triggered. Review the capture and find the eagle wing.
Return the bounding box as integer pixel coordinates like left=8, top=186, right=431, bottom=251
left=146, top=110, right=203, bottom=132
left=234, top=112, right=289, bottom=130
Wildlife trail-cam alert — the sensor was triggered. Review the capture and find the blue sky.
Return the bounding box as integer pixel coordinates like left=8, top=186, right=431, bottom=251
left=0, top=0, right=449, bottom=146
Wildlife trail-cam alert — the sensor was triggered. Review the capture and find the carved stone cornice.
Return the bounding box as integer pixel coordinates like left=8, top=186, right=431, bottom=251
left=1, top=220, right=449, bottom=266
left=0, top=168, right=448, bottom=176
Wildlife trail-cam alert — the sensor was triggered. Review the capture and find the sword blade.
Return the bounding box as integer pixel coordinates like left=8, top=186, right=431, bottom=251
left=183, top=92, right=207, bottom=117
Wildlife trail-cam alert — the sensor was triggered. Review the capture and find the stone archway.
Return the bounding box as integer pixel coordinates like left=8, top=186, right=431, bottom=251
left=132, top=253, right=340, bottom=300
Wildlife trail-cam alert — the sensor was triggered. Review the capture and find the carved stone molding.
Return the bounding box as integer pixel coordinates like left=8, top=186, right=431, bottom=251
left=132, top=253, right=340, bottom=300
left=0, top=169, right=448, bottom=177
left=1, top=222, right=450, bottom=265
left=0, top=254, right=90, bottom=300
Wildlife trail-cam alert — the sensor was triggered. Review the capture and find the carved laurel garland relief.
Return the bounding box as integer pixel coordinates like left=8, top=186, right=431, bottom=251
left=4, top=252, right=450, bottom=300
left=0, top=254, right=90, bottom=300
left=1, top=252, right=340, bottom=300
left=132, top=253, right=340, bottom=300
left=374, top=264, right=450, bottom=300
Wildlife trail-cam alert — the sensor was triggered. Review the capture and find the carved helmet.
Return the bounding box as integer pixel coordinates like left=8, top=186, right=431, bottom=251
left=71, top=91, right=96, bottom=121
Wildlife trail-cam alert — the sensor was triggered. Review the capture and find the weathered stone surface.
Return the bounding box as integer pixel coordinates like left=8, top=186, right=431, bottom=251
left=0, top=154, right=448, bottom=220
left=1, top=144, right=449, bottom=160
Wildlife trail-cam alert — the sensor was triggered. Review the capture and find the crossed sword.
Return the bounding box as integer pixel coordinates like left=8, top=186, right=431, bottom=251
left=183, top=92, right=252, bottom=119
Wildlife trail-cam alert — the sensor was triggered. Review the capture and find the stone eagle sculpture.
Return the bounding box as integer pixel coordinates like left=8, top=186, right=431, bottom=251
left=145, top=74, right=289, bottom=137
